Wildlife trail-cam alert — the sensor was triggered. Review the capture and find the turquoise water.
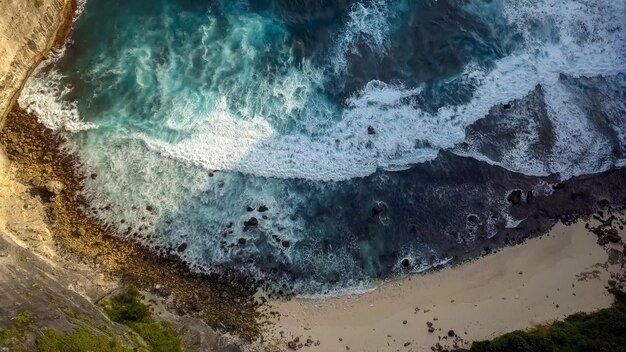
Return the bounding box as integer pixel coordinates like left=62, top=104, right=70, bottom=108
left=19, top=0, right=626, bottom=294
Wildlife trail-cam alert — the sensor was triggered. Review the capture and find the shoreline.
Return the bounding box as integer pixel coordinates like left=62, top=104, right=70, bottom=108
left=2, top=106, right=626, bottom=351
left=0, top=1, right=625, bottom=350
left=264, top=220, right=624, bottom=351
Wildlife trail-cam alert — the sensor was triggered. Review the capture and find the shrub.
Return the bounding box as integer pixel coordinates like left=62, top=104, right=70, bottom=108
left=469, top=293, right=626, bottom=352
left=101, top=286, right=181, bottom=352
left=36, top=328, right=131, bottom=352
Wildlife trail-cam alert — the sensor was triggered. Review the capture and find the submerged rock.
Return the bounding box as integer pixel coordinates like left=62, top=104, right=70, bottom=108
left=258, top=205, right=269, bottom=212
left=177, top=243, right=188, bottom=252
left=372, top=204, right=384, bottom=216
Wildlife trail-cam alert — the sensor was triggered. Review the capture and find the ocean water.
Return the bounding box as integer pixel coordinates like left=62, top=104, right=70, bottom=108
left=19, top=0, right=626, bottom=294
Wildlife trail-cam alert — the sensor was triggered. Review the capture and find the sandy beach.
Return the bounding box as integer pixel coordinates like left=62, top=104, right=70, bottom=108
left=266, top=222, right=623, bottom=351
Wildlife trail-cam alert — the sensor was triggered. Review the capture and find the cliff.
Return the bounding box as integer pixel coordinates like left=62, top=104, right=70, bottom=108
left=0, top=0, right=71, bottom=126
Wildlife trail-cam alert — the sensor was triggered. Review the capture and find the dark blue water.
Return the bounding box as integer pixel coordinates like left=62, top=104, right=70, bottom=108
left=19, top=0, right=626, bottom=294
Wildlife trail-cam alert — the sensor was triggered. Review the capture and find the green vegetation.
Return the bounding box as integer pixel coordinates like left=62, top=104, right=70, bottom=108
left=468, top=292, right=626, bottom=352
left=36, top=328, right=132, bottom=352
left=100, top=286, right=181, bottom=352
left=0, top=311, right=31, bottom=352
left=62, top=308, right=88, bottom=323
left=13, top=311, right=31, bottom=326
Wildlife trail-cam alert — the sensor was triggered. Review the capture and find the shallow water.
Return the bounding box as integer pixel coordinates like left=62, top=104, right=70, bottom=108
left=19, top=0, right=626, bottom=294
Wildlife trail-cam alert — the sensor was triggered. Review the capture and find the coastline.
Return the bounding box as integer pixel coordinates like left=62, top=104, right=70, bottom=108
left=265, top=221, right=624, bottom=351
left=0, top=1, right=625, bottom=351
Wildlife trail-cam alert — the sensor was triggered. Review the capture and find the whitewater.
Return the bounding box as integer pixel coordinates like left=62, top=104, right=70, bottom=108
left=16, top=0, right=626, bottom=293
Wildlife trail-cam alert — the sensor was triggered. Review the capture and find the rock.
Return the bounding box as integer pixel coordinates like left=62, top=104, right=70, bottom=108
left=608, top=279, right=617, bottom=287
left=372, top=204, right=384, bottom=216
left=428, top=327, right=435, bottom=333
left=606, top=229, right=622, bottom=243
left=507, top=190, right=522, bottom=205
left=467, top=214, right=478, bottom=223
left=281, top=240, right=290, bottom=248
left=597, top=199, right=610, bottom=208
left=146, top=205, right=154, bottom=212
left=403, top=320, right=407, bottom=325
left=404, top=342, right=411, bottom=347
left=30, top=176, right=43, bottom=188
left=401, top=258, right=410, bottom=267
left=503, top=103, right=512, bottom=110
left=448, top=330, right=455, bottom=337
left=426, top=321, right=433, bottom=328
left=45, top=180, right=64, bottom=195
left=244, top=217, right=258, bottom=228
left=246, top=206, right=254, bottom=212
left=258, top=205, right=269, bottom=212
left=90, top=173, right=98, bottom=180
left=367, top=125, right=376, bottom=135
left=177, top=243, right=188, bottom=252
left=598, top=236, right=610, bottom=246
left=305, top=339, right=313, bottom=347
left=154, top=284, right=171, bottom=297
left=287, top=341, right=298, bottom=350
left=76, top=227, right=86, bottom=237
left=526, top=191, right=533, bottom=204
left=238, top=238, right=247, bottom=245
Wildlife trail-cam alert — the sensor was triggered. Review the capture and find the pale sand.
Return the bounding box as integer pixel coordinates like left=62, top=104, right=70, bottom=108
left=266, top=222, right=622, bottom=351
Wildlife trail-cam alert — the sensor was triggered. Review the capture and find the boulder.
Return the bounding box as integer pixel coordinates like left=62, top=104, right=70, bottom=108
left=244, top=217, right=259, bottom=227
left=526, top=191, right=533, bottom=204
left=258, top=205, right=269, bottom=212
left=507, top=190, right=522, bottom=205
left=367, top=125, right=376, bottom=135
left=606, top=229, right=622, bottom=243
left=30, top=176, right=43, bottom=188
left=177, top=243, right=188, bottom=252
left=45, top=180, right=64, bottom=195
left=372, top=204, right=384, bottom=216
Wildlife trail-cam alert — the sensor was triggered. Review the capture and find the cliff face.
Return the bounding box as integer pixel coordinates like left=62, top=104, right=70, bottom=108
left=0, top=0, right=70, bottom=126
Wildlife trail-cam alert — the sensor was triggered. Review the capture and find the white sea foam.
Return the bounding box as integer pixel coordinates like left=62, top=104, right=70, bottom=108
left=140, top=0, right=625, bottom=181
left=18, top=0, right=626, bottom=183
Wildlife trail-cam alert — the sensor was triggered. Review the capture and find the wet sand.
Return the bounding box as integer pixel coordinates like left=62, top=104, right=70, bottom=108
left=266, top=222, right=622, bottom=351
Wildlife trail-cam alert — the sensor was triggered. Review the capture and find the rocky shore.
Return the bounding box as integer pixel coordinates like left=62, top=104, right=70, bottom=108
left=0, top=1, right=268, bottom=350
left=0, top=107, right=267, bottom=347
left=1, top=1, right=625, bottom=351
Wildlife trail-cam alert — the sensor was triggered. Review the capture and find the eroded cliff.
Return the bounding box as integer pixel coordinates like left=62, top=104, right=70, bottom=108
left=0, top=0, right=70, bottom=125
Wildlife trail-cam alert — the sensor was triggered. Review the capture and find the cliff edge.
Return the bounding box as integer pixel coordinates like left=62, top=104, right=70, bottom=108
left=0, top=0, right=71, bottom=126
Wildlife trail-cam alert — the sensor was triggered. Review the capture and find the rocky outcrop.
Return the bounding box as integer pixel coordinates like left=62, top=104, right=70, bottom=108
left=0, top=0, right=72, bottom=126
